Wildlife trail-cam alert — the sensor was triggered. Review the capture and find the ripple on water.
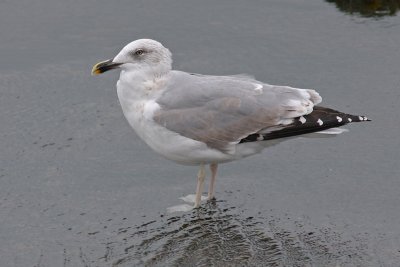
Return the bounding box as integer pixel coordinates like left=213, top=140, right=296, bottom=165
left=94, top=200, right=375, bottom=267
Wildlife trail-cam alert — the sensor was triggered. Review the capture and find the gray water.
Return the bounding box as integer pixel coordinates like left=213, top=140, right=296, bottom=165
left=1, top=0, right=400, bottom=266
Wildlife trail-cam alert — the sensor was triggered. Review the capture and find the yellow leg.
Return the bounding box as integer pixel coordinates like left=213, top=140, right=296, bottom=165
left=194, top=164, right=206, bottom=208
left=208, top=163, right=218, bottom=200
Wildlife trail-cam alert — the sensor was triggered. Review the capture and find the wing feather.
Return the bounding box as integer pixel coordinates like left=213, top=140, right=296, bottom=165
left=154, top=71, right=321, bottom=153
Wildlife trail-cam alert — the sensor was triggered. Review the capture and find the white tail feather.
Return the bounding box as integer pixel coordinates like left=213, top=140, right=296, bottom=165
left=303, top=128, right=348, bottom=139
left=316, top=128, right=348, bottom=134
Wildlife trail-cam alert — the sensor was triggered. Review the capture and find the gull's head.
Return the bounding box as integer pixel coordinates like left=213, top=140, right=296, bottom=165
left=91, top=39, right=172, bottom=76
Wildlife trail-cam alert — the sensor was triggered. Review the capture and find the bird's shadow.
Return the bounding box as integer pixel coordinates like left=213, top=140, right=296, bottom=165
left=98, top=199, right=370, bottom=267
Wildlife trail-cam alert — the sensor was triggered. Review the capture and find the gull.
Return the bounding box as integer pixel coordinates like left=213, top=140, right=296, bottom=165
left=92, top=39, right=369, bottom=211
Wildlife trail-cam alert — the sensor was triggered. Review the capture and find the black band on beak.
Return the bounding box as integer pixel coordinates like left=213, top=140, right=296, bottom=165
left=91, top=59, right=123, bottom=75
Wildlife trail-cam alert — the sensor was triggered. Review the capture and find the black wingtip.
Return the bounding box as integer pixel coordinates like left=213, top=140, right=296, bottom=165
left=239, top=107, right=370, bottom=144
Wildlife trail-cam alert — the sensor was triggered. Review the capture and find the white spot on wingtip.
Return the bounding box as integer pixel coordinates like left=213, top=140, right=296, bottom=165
left=257, top=134, right=264, bottom=141
left=359, top=116, right=363, bottom=121
left=348, top=118, right=352, bottom=122
left=317, top=119, right=323, bottom=126
left=336, top=116, right=342, bottom=123
left=299, top=116, right=306, bottom=124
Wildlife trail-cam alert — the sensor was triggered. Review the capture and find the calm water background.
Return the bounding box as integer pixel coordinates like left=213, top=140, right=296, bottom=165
left=1, top=0, right=400, bottom=266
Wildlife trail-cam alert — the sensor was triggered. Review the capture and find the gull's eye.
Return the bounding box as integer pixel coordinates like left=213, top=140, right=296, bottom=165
left=134, top=49, right=144, bottom=56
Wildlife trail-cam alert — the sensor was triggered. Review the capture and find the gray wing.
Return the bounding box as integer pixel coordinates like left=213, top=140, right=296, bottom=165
left=154, top=71, right=322, bottom=153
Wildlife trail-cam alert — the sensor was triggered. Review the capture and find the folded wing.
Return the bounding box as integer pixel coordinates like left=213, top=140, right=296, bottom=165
left=153, top=71, right=326, bottom=153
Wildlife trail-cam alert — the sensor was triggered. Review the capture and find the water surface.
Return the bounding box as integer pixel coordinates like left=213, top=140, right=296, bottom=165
left=1, top=0, right=400, bottom=266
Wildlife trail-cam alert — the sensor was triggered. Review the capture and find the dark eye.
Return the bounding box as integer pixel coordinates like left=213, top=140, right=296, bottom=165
left=134, top=49, right=144, bottom=56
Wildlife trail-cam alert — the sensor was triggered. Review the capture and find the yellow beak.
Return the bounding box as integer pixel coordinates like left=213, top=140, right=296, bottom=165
left=91, top=59, right=122, bottom=75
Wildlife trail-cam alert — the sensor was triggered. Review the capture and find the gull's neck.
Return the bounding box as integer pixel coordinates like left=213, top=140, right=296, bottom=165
left=117, top=66, right=171, bottom=101
left=120, top=60, right=171, bottom=81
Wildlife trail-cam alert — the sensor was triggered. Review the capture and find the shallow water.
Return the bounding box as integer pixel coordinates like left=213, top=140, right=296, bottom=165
left=102, top=200, right=383, bottom=266
left=1, top=0, right=400, bottom=266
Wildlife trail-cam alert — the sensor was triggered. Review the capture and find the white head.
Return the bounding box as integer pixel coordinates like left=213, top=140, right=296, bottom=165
left=92, top=39, right=172, bottom=77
